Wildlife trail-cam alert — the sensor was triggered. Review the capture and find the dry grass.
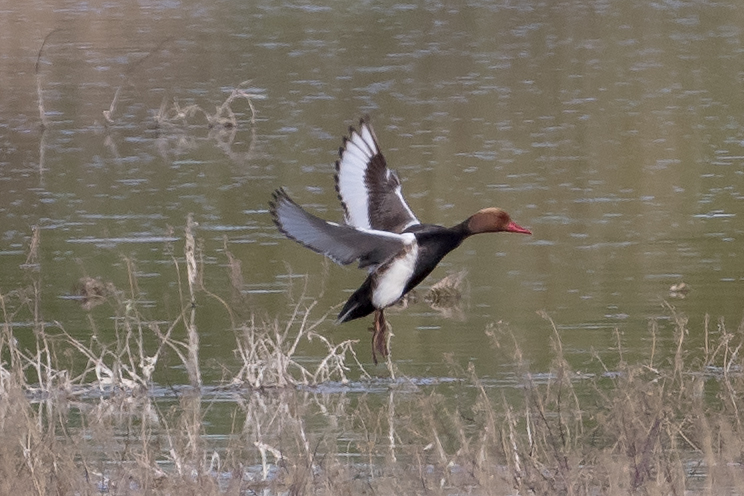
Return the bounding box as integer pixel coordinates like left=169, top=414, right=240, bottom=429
left=149, top=81, right=262, bottom=131
left=34, top=29, right=62, bottom=130
left=3, top=223, right=744, bottom=495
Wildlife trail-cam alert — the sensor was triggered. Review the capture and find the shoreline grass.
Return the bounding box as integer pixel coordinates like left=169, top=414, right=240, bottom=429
left=2, top=224, right=744, bottom=495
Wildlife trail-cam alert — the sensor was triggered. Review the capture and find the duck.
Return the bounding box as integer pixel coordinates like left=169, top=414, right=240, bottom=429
left=269, top=116, right=531, bottom=364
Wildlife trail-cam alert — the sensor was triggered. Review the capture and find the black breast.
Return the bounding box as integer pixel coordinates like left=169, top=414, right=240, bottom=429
left=402, top=224, right=467, bottom=294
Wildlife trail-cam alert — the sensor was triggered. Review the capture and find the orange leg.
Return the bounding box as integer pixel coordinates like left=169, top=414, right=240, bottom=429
left=370, top=309, right=389, bottom=365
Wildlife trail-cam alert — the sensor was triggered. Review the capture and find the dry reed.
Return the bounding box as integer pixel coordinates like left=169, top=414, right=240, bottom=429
left=2, top=223, right=744, bottom=494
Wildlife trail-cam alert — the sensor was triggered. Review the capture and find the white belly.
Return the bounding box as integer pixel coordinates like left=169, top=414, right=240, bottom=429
left=372, top=244, right=418, bottom=309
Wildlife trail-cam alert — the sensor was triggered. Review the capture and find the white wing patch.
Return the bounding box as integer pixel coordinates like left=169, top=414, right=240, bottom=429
left=359, top=124, right=377, bottom=155
left=335, top=118, right=420, bottom=234
left=336, top=127, right=378, bottom=229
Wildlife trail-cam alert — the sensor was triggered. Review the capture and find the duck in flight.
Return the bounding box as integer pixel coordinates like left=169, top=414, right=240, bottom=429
left=269, top=117, right=531, bottom=364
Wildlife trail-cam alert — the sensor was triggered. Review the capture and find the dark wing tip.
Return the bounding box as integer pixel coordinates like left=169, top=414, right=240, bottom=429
left=268, top=189, right=280, bottom=223
left=268, top=187, right=286, bottom=210
left=268, top=188, right=280, bottom=214
left=346, top=114, right=371, bottom=142
left=333, top=159, right=349, bottom=220
left=268, top=187, right=293, bottom=231
left=268, top=188, right=316, bottom=246
left=338, top=116, right=373, bottom=160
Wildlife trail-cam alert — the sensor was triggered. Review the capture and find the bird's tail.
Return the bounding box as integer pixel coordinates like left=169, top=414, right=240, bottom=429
left=337, top=278, right=376, bottom=324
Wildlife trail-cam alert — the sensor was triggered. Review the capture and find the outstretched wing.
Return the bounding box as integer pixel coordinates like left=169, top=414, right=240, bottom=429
left=334, top=117, right=420, bottom=234
left=269, top=188, right=409, bottom=270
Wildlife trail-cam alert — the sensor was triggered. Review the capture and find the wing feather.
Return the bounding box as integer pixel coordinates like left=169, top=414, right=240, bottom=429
left=269, top=188, right=407, bottom=270
left=335, top=117, right=420, bottom=233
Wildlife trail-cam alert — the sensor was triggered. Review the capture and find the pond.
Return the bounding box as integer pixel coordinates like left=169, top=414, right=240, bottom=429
left=1, top=0, right=743, bottom=492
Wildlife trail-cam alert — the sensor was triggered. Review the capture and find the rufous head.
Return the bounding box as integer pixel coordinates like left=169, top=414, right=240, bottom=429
left=466, top=208, right=532, bottom=235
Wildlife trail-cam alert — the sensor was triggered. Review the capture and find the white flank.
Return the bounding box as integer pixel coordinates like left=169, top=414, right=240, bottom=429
left=372, top=235, right=418, bottom=309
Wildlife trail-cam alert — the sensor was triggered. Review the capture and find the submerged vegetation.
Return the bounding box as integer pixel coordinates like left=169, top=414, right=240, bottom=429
left=2, top=223, right=744, bottom=495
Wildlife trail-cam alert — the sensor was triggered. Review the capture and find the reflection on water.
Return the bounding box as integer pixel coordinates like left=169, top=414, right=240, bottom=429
left=0, top=0, right=743, bottom=425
